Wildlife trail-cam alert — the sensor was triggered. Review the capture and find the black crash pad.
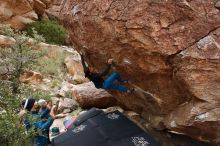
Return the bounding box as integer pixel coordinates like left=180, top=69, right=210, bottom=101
left=52, top=108, right=160, bottom=146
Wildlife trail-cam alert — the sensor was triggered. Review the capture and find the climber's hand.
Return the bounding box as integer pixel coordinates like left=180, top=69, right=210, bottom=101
left=79, top=49, right=86, bottom=56
left=47, top=100, right=52, bottom=110
left=108, top=58, right=114, bottom=64
left=79, top=51, right=83, bottom=56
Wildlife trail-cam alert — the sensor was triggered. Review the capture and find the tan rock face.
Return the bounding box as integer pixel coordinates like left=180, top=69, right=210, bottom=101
left=33, top=0, right=47, bottom=15
left=64, top=53, right=87, bottom=84
left=0, top=0, right=51, bottom=29
left=0, top=0, right=35, bottom=29
left=72, top=82, right=117, bottom=109
left=46, top=0, right=65, bottom=18
left=64, top=54, right=80, bottom=76
left=57, top=0, right=220, bottom=144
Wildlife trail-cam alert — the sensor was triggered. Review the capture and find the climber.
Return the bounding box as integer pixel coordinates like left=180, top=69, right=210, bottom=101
left=80, top=53, right=134, bottom=93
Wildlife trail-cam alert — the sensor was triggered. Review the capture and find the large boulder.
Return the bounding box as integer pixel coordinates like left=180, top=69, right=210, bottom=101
left=164, top=28, right=220, bottom=143
left=57, top=0, right=220, bottom=144
left=72, top=82, right=117, bottom=109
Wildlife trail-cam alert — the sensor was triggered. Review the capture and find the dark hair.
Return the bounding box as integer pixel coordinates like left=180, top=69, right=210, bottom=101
left=22, top=98, right=35, bottom=111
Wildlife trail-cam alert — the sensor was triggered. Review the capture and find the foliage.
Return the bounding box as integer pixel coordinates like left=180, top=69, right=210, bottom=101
left=0, top=81, right=30, bottom=146
left=36, top=52, right=68, bottom=78
left=26, top=20, right=67, bottom=45
left=64, top=91, right=73, bottom=99
left=50, top=79, right=60, bottom=89
left=24, top=88, right=51, bottom=102
left=0, top=26, right=45, bottom=94
left=71, top=108, right=82, bottom=117
left=0, top=26, right=46, bottom=146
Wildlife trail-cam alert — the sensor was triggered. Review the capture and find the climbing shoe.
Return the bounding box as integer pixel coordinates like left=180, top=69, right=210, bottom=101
left=123, top=80, right=129, bottom=84
left=127, top=88, right=135, bottom=93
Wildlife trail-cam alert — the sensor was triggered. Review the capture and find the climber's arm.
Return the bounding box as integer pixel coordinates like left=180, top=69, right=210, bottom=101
left=40, top=117, right=54, bottom=130
left=40, top=108, right=50, bottom=119
left=80, top=54, right=90, bottom=75
left=96, top=59, right=113, bottom=77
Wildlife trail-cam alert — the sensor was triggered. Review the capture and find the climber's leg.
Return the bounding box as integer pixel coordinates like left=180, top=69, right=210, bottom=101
left=109, top=83, right=128, bottom=92
left=103, top=72, right=118, bottom=89
left=112, top=72, right=127, bottom=83
left=105, top=72, right=126, bottom=85
left=103, top=72, right=129, bottom=92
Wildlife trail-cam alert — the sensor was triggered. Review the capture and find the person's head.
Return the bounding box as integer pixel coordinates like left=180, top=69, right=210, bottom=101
left=38, top=99, right=47, bottom=109
left=84, top=68, right=94, bottom=78
left=22, top=98, right=38, bottom=111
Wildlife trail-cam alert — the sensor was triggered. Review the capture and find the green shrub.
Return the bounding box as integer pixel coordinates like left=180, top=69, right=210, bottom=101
left=29, top=90, right=51, bottom=101
left=71, top=108, right=82, bottom=117
left=0, top=27, right=47, bottom=146
left=64, top=91, right=73, bottom=99
left=50, top=79, right=60, bottom=89
left=26, top=20, right=66, bottom=45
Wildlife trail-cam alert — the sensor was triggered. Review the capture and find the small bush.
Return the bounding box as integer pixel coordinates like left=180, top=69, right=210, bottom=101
left=26, top=20, right=66, bottom=45
left=50, top=79, right=60, bottom=89
left=36, top=52, right=68, bottom=78
left=64, top=91, right=72, bottom=99
left=71, top=108, right=82, bottom=117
